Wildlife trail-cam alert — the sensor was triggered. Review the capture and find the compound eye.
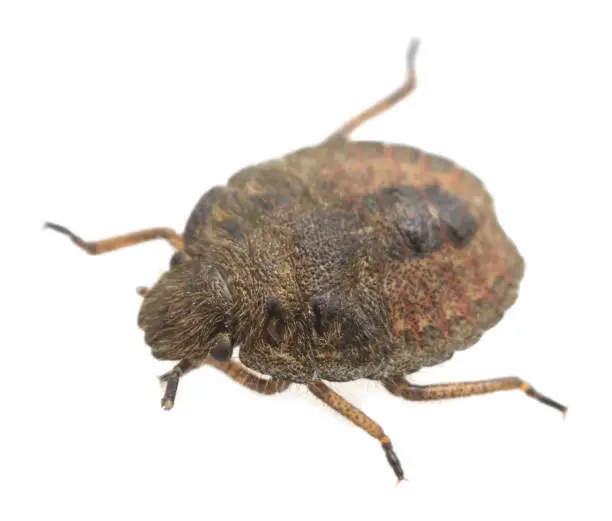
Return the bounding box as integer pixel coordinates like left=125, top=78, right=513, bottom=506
left=263, top=297, right=285, bottom=346
left=169, top=251, right=188, bottom=268
left=209, top=333, right=233, bottom=362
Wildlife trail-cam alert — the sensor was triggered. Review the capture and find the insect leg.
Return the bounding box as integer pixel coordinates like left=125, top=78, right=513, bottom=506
left=45, top=222, right=183, bottom=254
left=307, top=380, right=405, bottom=483
left=382, top=375, right=567, bottom=416
left=159, top=358, right=199, bottom=410
left=159, top=359, right=290, bottom=410
left=324, top=38, right=419, bottom=142
left=207, top=359, right=292, bottom=395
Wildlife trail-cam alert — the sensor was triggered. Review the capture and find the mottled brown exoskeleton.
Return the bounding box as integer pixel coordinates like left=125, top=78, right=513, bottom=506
left=46, top=40, right=566, bottom=482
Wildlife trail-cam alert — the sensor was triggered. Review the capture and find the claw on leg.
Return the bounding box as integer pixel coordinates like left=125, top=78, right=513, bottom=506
left=44, top=222, right=96, bottom=253
left=160, top=372, right=180, bottom=410
left=159, top=359, right=197, bottom=410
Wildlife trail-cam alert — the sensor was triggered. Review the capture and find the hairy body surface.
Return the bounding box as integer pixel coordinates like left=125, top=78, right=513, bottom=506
left=46, top=40, right=564, bottom=483
left=182, top=140, right=523, bottom=382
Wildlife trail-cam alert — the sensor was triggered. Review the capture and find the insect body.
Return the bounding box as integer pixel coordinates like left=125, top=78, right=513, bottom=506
left=46, top=40, right=566, bottom=482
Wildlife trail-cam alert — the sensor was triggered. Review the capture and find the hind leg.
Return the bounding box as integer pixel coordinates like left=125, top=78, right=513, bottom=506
left=325, top=39, right=420, bottom=142
left=45, top=222, right=183, bottom=254
left=383, top=375, right=567, bottom=416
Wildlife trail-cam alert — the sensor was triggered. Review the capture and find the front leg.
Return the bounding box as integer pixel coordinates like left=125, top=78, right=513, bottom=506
left=159, top=358, right=291, bottom=410
left=159, top=359, right=198, bottom=410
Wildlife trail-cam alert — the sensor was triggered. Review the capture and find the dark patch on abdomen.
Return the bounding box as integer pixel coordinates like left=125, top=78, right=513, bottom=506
left=422, top=185, right=478, bottom=248
left=369, top=184, right=477, bottom=257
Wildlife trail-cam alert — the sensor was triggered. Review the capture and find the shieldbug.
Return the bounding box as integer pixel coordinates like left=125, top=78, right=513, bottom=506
left=46, top=39, right=566, bottom=482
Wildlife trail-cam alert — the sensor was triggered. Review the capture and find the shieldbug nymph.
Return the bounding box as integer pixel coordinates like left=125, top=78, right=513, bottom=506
left=46, top=39, right=566, bottom=483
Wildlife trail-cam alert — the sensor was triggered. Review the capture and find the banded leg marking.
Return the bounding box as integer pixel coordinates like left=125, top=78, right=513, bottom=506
left=383, top=375, right=567, bottom=416
left=45, top=222, right=184, bottom=254
left=307, top=380, right=405, bottom=482
left=325, top=39, right=420, bottom=142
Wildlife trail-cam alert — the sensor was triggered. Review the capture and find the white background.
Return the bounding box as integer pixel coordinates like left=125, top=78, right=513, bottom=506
left=1, top=2, right=611, bottom=520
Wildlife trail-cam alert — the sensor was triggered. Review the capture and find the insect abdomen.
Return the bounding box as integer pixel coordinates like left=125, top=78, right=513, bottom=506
left=284, top=140, right=524, bottom=376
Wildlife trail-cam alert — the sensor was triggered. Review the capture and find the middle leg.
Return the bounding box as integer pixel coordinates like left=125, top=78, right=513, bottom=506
left=307, top=380, right=404, bottom=482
